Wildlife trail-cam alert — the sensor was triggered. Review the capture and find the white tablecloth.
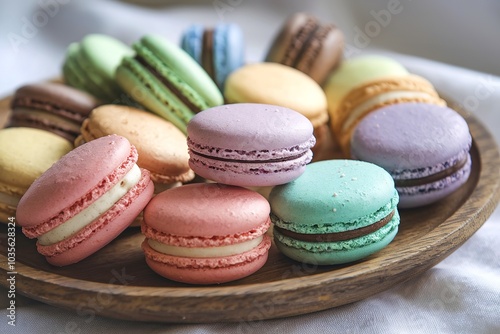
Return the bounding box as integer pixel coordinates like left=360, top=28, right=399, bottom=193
left=1, top=1, right=499, bottom=333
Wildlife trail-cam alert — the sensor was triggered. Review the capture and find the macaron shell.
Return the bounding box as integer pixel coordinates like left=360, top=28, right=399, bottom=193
left=180, top=25, right=203, bottom=64
left=187, top=103, right=314, bottom=152
left=143, top=235, right=271, bottom=284
left=143, top=183, right=270, bottom=238
left=16, top=135, right=134, bottom=228
left=213, top=23, right=244, bottom=89
left=63, top=43, right=103, bottom=97
left=224, top=63, right=328, bottom=127
left=44, top=171, right=154, bottom=266
left=79, top=105, right=194, bottom=183
left=350, top=103, right=472, bottom=170
left=269, top=160, right=396, bottom=226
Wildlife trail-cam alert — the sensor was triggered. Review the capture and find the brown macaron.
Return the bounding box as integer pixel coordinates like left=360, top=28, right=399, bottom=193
left=9, top=82, right=99, bottom=142
left=75, top=105, right=194, bottom=189
left=265, top=12, right=344, bottom=85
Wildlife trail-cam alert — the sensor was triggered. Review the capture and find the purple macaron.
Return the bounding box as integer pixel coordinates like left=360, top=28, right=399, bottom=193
left=350, top=103, right=472, bottom=208
left=187, top=103, right=316, bottom=187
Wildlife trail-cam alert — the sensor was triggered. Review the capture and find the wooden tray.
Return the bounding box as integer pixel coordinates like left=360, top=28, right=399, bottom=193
left=0, top=94, right=499, bottom=324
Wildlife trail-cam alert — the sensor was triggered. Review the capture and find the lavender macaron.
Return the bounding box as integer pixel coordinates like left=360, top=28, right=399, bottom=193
left=187, top=103, right=315, bottom=187
left=351, top=103, right=472, bottom=208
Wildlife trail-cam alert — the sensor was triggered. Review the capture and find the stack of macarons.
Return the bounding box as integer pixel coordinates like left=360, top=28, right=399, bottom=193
left=1, top=12, right=476, bottom=285
left=324, top=55, right=446, bottom=154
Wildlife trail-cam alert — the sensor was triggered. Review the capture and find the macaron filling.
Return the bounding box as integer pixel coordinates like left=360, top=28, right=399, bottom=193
left=187, top=135, right=316, bottom=161
left=11, top=97, right=87, bottom=123
left=394, top=153, right=469, bottom=188
left=134, top=54, right=201, bottom=114
left=37, top=164, right=142, bottom=246
left=147, top=236, right=264, bottom=258
left=274, top=211, right=399, bottom=252
left=202, top=29, right=215, bottom=80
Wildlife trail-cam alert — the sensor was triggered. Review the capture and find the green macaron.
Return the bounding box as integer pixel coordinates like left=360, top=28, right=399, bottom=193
left=62, top=34, right=134, bottom=102
left=115, top=35, right=223, bottom=134
left=269, top=159, right=400, bottom=265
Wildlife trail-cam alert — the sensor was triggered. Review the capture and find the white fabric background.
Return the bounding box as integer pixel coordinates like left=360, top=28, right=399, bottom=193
left=1, top=1, right=499, bottom=333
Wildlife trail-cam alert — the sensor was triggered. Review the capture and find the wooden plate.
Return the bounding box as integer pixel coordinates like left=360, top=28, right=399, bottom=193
left=0, top=94, right=499, bottom=324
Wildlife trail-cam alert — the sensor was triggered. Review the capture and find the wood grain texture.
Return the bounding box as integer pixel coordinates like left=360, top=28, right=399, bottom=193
left=0, top=93, right=499, bottom=323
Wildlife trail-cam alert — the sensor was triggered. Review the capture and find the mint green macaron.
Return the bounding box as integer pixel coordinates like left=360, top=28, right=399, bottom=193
left=115, top=35, right=223, bottom=134
left=62, top=34, right=134, bottom=102
left=269, top=159, right=400, bottom=265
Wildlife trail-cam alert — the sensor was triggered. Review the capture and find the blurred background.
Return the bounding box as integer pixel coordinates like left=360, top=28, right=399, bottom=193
left=1, top=0, right=499, bottom=96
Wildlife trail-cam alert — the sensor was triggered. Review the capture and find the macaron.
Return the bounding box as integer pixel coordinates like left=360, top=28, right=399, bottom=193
left=116, top=34, right=223, bottom=134
left=265, top=12, right=344, bottom=85
left=224, top=63, right=328, bottom=152
left=351, top=103, right=472, bottom=208
left=8, top=82, right=99, bottom=142
left=75, top=105, right=194, bottom=190
left=0, top=128, right=73, bottom=223
left=181, top=23, right=245, bottom=90
left=16, top=135, right=154, bottom=266
left=187, top=103, right=315, bottom=187
left=324, top=55, right=408, bottom=131
left=62, top=34, right=134, bottom=102
left=334, top=74, right=446, bottom=155
left=141, top=183, right=272, bottom=284
left=269, top=159, right=400, bottom=265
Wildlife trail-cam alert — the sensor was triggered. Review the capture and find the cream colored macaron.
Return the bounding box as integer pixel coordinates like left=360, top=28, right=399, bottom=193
left=0, top=127, right=73, bottom=222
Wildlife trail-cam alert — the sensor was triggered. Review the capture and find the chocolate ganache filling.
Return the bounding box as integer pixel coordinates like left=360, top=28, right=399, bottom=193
left=202, top=29, right=215, bottom=81
left=394, top=155, right=469, bottom=188
left=274, top=210, right=395, bottom=242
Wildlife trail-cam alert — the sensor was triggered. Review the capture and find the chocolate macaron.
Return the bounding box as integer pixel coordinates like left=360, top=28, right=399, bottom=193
left=265, top=12, right=344, bottom=85
left=9, top=82, right=99, bottom=142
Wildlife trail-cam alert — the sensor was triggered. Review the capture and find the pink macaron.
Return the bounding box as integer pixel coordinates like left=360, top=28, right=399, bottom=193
left=16, top=134, right=154, bottom=266
left=187, top=103, right=316, bottom=187
left=141, top=183, right=272, bottom=284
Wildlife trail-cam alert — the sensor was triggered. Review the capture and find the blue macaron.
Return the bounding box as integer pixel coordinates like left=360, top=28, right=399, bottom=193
left=181, top=23, right=245, bottom=90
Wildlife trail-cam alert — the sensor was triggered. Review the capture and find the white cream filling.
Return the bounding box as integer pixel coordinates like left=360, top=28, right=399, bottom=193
left=148, top=236, right=264, bottom=258
left=38, top=164, right=142, bottom=246
left=342, top=91, right=436, bottom=133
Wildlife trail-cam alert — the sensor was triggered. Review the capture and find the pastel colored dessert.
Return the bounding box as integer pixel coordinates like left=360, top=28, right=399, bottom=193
left=269, top=159, right=400, bottom=265
left=224, top=63, right=328, bottom=152
left=8, top=82, right=99, bottom=142
left=181, top=23, right=245, bottom=90
left=324, top=55, right=408, bottom=133
left=0, top=128, right=73, bottom=223
left=351, top=103, right=472, bottom=208
left=335, top=74, right=446, bottom=155
left=116, top=34, right=223, bottom=134
left=16, top=135, right=154, bottom=266
left=141, top=183, right=272, bottom=284
left=75, top=105, right=194, bottom=191
left=187, top=103, right=315, bottom=187
left=265, top=12, right=344, bottom=85
left=62, top=34, right=134, bottom=102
